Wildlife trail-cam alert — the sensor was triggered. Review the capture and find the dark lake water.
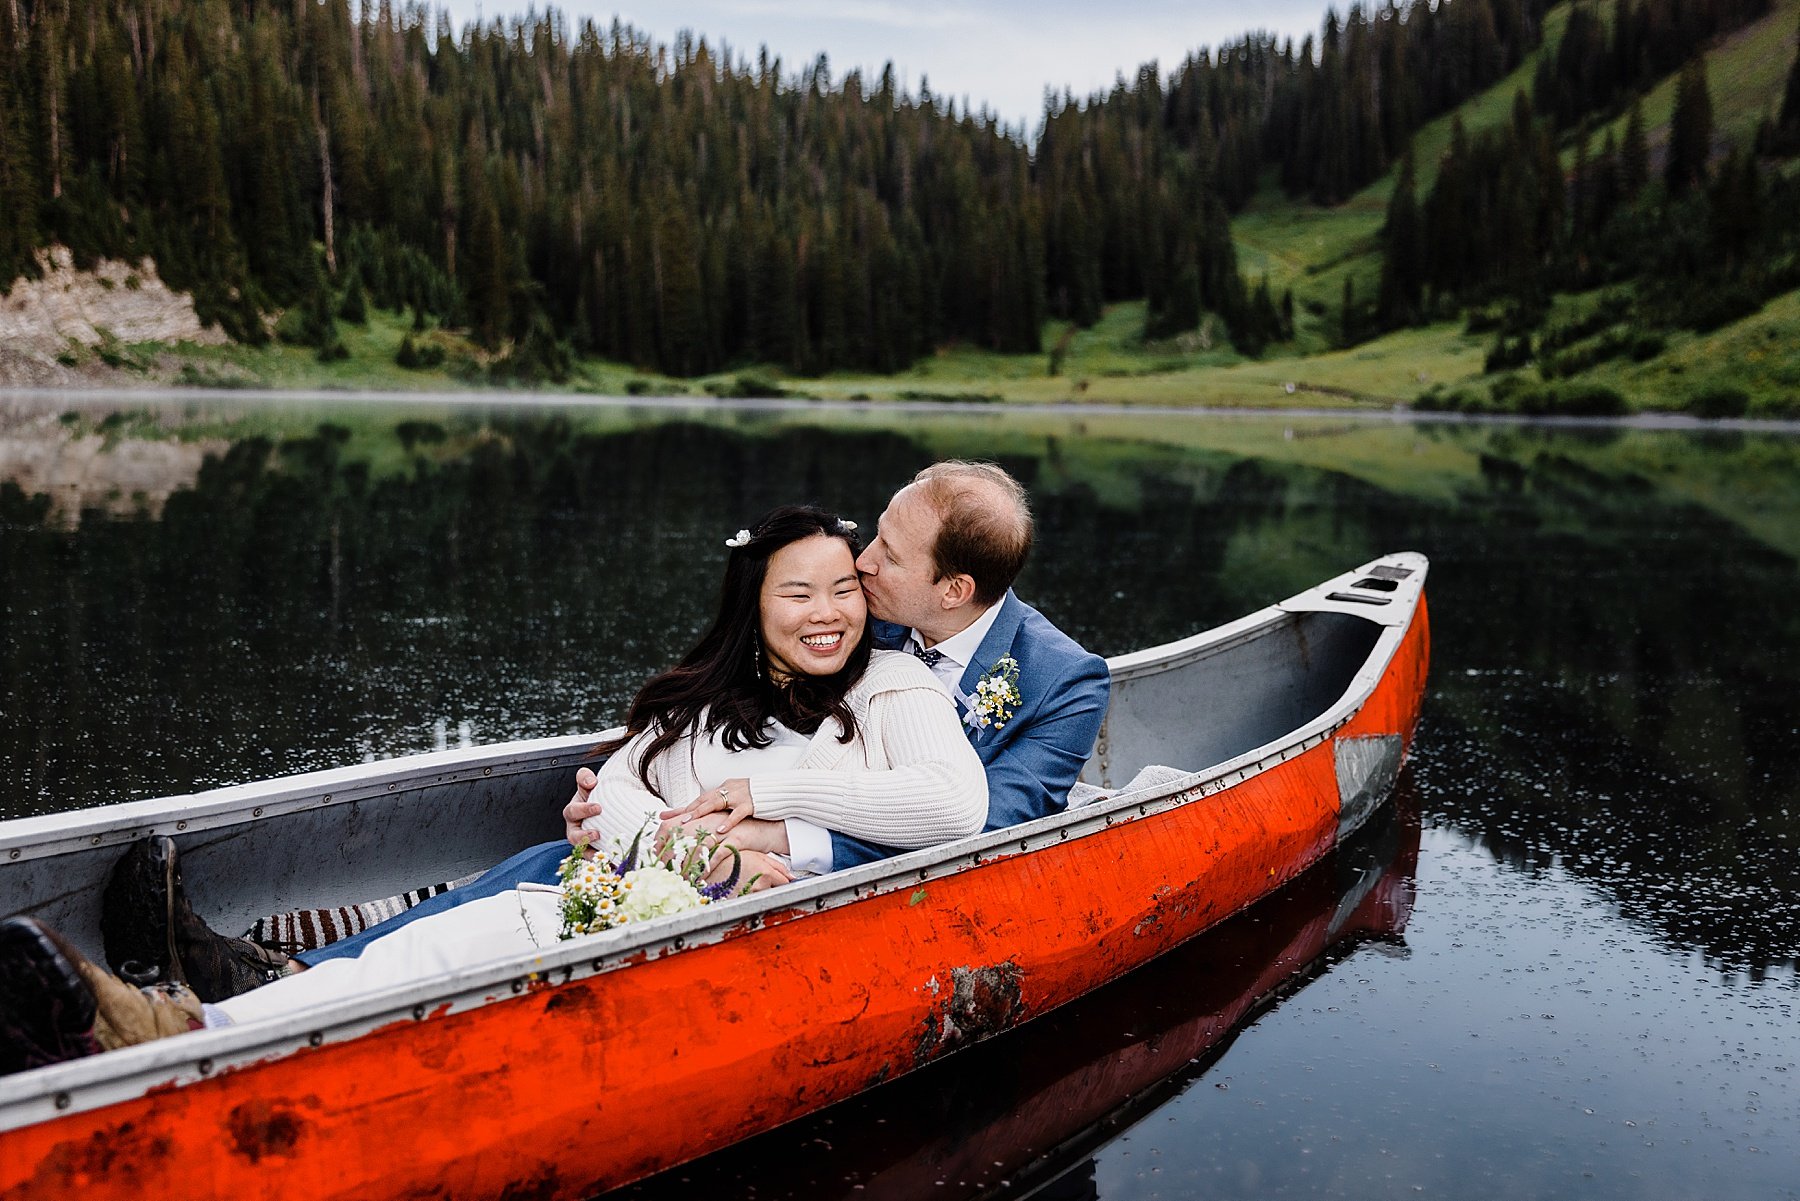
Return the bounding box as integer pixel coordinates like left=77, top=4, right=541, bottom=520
left=2, top=393, right=1797, bottom=1199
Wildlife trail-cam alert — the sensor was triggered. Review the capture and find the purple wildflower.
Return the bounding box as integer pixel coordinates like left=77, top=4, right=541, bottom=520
left=699, top=847, right=743, bottom=900
left=615, top=825, right=647, bottom=875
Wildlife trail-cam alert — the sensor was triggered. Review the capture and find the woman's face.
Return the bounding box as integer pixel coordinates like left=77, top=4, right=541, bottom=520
left=759, top=535, right=867, bottom=680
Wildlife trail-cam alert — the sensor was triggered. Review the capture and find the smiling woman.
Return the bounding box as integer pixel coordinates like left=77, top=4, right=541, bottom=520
left=760, top=534, right=868, bottom=681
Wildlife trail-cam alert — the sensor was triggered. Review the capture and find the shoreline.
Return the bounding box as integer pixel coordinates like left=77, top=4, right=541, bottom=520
left=5, top=386, right=1800, bottom=436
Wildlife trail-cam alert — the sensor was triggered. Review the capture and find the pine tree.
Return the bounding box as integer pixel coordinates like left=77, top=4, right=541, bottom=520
left=460, top=134, right=510, bottom=350
left=1424, top=118, right=1473, bottom=297
left=1665, top=58, right=1714, bottom=195
left=1377, top=150, right=1425, bottom=327
left=0, top=22, right=42, bottom=287
left=1570, top=133, right=1592, bottom=243
left=1776, top=13, right=1800, bottom=151
left=1591, top=131, right=1620, bottom=232
left=1620, top=100, right=1650, bottom=197
left=1707, top=147, right=1762, bottom=265
left=338, top=266, right=368, bottom=324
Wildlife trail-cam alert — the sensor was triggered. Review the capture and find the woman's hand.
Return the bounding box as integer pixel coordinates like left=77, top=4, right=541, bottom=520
left=658, top=814, right=789, bottom=858
left=661, top=777, right=756, bottom=833
left=705, top=848, right=793, bottom=893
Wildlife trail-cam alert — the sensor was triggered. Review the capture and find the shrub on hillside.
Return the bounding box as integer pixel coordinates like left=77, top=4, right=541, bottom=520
left=488, top=315, right=572, bottom=384
left=395, top=334, right=446, bottom=370
left=1682, top=282, right=1765, bottom=332
left=1413, top=385, right=1485, bottom=412
left=1688, top=386, right=1750, bottom=419
left=1487, top=376, right=1626, bottom=416
left=706, top=374, right=787, bottom=399
left=1486, top=333, right=1533, bottom=373
left=338, top=270, right=369, bottom=325
left=1554, top=383, right=1627, bottom=416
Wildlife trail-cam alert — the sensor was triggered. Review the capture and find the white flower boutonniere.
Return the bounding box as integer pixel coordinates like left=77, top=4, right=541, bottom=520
left=965, top=655, right=1023, bottom=731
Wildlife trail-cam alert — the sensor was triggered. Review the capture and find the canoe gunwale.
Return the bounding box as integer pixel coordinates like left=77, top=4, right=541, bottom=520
left=0, top=735, right=613, bottom=865
left=0, top=552, right=1428, bottom=1131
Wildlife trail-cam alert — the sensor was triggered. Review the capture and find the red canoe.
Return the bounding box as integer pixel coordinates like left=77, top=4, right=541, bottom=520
left=0, top=552, right=1429, bottom=1200
left=638, top=786, right=1422, bottom=1198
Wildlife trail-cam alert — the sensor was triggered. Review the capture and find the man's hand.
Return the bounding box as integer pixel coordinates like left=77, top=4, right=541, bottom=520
left=562, top=767, right=604, bottom=852
left=703, top=848, right=792, bottom=893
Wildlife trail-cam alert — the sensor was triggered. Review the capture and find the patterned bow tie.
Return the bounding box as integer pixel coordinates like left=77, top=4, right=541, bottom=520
left=912, top=644, right=945, bottom=668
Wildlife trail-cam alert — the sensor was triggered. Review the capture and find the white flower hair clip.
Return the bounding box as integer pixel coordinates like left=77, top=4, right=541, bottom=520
left=725, top=529, right=752, bottom=548
left=838, top=519, right=858, bottom=532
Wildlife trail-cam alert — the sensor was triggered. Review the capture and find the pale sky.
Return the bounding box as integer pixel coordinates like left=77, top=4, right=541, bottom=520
left=437, top=0, right=1334, bottom=136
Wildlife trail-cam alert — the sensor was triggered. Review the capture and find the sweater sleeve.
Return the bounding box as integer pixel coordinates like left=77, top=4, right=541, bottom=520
left=746, top=685, right=988, bottom=848
left=581, top=729, right=677, bottom=853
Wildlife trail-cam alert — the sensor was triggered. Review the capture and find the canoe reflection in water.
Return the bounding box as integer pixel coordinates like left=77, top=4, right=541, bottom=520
left=621, top=784, right=1421, bottom=1201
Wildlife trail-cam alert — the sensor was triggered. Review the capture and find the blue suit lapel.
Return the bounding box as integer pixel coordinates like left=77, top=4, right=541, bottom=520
left=959, top=591, right=1026, bottom=694
left=957, top=592, right=1028, bottom=737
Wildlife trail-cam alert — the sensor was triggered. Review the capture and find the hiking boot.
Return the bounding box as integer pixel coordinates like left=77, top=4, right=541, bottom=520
left=102, top=836, right=290, bottom=1004
left=0, top=916, right=104, bottom=1075
left=101, top=835, right=182, bottom=986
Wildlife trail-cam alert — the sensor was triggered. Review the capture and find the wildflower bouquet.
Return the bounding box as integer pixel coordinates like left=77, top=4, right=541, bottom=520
left=555, top=822, right=751, bottom=940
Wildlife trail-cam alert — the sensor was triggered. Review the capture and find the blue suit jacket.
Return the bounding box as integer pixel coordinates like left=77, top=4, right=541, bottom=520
left=830, top=591, right=1112, bottom=869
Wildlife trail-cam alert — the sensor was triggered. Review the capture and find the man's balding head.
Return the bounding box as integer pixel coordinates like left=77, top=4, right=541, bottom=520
left=908, top=461, right=1033, bottom=607
left=856, top=461, right=1034, bottom=642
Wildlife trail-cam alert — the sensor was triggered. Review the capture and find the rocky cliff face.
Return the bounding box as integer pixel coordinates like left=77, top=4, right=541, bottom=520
left=0, top=247, right=228, bottom=387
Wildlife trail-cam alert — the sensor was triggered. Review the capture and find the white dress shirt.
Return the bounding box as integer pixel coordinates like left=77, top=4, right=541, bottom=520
left=786, top=600, right=1003, bottom=875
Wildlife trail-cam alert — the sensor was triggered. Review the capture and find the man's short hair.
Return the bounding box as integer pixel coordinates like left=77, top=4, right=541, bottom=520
left=911, top=461, right=1033, bottom=606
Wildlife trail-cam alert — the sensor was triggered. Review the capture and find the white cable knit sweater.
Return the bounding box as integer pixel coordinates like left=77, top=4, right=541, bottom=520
left=584, top=650, right=987, bottom=851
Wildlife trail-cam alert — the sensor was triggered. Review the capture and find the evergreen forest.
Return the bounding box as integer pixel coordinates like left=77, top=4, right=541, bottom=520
left=2, top=0, right=1798, bottom=392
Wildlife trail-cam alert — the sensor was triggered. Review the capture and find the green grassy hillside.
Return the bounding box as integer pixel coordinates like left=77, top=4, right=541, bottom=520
left=118, top=0, right=1800, bottom=414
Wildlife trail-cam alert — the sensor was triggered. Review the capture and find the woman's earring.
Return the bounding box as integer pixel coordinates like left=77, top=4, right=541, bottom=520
left=752, top=637, right=764, bottom=679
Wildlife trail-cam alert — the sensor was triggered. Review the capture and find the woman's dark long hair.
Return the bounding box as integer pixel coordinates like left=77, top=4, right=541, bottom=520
left=601, top=505, right=873, bottom=796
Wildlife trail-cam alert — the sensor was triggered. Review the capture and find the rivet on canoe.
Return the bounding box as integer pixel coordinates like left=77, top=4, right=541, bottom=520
left=815, top=898, right=826, bottom=911
left=198, top=1059, right=213, bottom=1076
left=672, top=936, right=685, bottom=950
left=511, top=979, right=524, bottom=994
left=7, top=850, right=17, bottom=859
left=483, top=767, right=493, bottom=777
left=591, top=958, right=604, bottom=972
left=54, top=1092, right=70, bottom=1110
left=323, top=794, right=332, bottom=803
left=91, top=836, right=101, bottom=845
left=309, top=1032, right=323, bottom=1047
left=1019, top=840, right=1029, bottom=852
left=387, top=783, right=396, bottom=791
left=252, top=807, right=263, bottom=818
left=412, top=1005, right=426, bottom=1020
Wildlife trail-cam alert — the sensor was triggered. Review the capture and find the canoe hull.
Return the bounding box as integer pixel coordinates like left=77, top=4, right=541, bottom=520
left=0, top=565, right=1430, bottom=1200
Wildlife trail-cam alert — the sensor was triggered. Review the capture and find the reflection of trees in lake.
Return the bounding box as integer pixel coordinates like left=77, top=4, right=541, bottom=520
left=3, top=414, right=1796, bottom=971
left=1398, top=442, right=1800, bottom=975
